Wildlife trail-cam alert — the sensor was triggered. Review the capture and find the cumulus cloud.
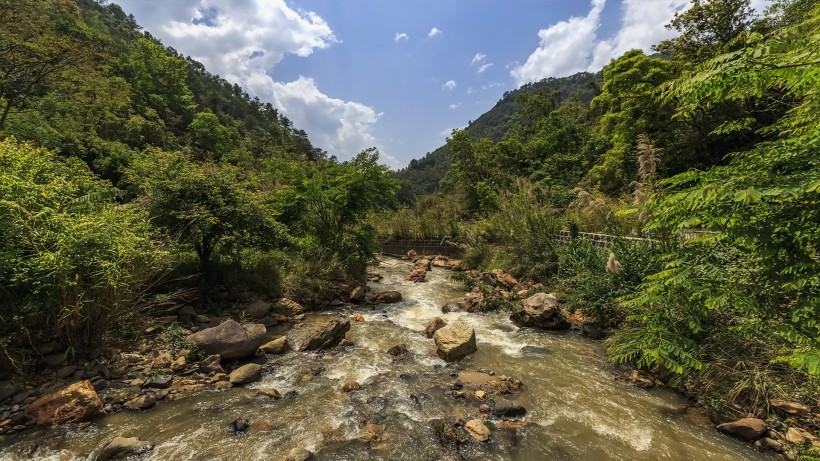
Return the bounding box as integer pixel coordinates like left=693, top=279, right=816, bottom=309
left=448, top=103, right=461, bottom=109
left=428, top=27, right=441, bottom=38
left=115, top=0, right=388, bottom=163
left=471, top=52, right=486, bottom=65
left=394, top=32, right=409, bottom=42
left=590, top=0, right=689, bottom=70
left=442, top=80, right=457, bottom=90
left=512, top=0, right=690, bottom=86
left=511, top=0, right=606, bottom=85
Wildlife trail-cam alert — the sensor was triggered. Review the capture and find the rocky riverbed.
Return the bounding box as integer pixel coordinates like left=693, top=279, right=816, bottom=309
left=0, top=257, right=778, bottom=460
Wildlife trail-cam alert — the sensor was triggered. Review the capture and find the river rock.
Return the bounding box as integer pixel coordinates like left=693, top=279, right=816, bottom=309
left=433, top=321, right=477, bottom=361
left=770, top=398, right=810, bottom=416
left=425, top=317, right=447, bottom=338
left=350, top=286, right=367, bottom=303
left=416, top=258, right=433, bottom=270
left=299, top=319, right=351, bottom=352
left=754, top=437, right=784, bottom=453
left=26, top=380, right=105, bottom=425
left=200, top=355, right=224, bottom=374
left=716, top=418, right=766, bottom=441
left=367, top=291, right=402, bottom=304
left=122, top=394, right=156, bottom=411
left=786, top=426, right=817, bottom=445
left=143, top=374, right=173, bottom=389
left=511, top=293, right=569, bottom=329
left=465, top=419, right=491, bottom=442
left=342, top=381, right=361, bottom=392
left=258, top=336, right=289, bottom=354
left=0, top=381, right=19, bottom=403
left=387, top=343, right=408, bottom=357
left=56, top=365, right=78, bottom=380
left=491, top=397, right=527, bottom=418
left=230, top=417, right=250, bottom=434
left=96, top=436, right=154, bottom=461
left=229, top=364, right=263, bottom=385
left=186, top=320, right=266, bottom=360
left=441, top=302, right=464, bottom=313
left=243, top=300, right=272, bottom=319
left=283, top=447, right=312, bottom=461
left=274, top=298, right=304, bottom=316
left=406, top=267, right=427, bottom=282
left=257, top=388, right=282, bottom=399
left=617, top=369, right=655, bottom=389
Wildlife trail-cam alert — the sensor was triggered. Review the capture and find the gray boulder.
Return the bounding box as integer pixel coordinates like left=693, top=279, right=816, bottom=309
left=510, top=293, right=569, bottom=329
left=716, top=418, right=766, bottom=441
left=229, top=363, right=263, bottom=385
left=96, top=436, right=154, bottom=461
left=186, top=320, right=266, bottom=360
left=258, top=336, right=289, bottom=355
left=299, top=319, right=350, bottom=351
left=433, top=321, right=477, bottom=361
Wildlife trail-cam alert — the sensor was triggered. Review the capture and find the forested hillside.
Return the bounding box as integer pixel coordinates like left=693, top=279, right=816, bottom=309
left=0, top=0, right=394, bottom=368
left=394, top=72, right=600, bottom=203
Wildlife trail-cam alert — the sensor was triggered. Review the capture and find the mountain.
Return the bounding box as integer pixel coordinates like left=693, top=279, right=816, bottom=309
left=394, top=71, right=602, bottom=203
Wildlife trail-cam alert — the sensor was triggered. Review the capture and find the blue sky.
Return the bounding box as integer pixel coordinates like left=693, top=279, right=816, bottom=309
left=115, top=0, right=768, bottom=169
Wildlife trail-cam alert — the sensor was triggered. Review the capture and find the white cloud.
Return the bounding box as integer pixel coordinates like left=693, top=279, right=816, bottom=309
left=394, top=32, right=409, bottom=42
left=466, top=87, right=475, bottom=94
left=471, top=52, right=486, bottom=65
left=590, top=0, right=689, bottom=70
left=428, top=27, right=441, bottom=38
left=442, top=80, right=457, bottom=90
left=482, top=82, right=503, bottom=90
left=511, top=0, right=606, bottom=85
left=440, top=127, right=458, bottom=138
left=478, top=63, right=494, bottom=73
left=512, top=0, right=689, bottom=86
left=448, top=103, right=461, bottom=109
left=114, top=0, right=388, bottom=163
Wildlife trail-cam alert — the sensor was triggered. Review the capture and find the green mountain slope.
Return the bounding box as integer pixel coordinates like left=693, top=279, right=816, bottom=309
left=395, top=71, right=601, bottom=203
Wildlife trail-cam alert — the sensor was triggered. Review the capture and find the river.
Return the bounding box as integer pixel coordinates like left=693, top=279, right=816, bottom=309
left=0, top=257, right=771, bottom=460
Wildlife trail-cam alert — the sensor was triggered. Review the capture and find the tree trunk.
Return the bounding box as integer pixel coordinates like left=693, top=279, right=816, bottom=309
left=0, top=99, right=13, bottom=130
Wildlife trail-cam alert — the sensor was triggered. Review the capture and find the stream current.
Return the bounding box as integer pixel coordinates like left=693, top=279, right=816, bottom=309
left=0, top=257, right=771, bottom=460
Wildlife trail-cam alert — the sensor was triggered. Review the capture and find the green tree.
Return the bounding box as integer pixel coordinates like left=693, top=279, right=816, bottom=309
left=610, top=4, right=820, bottom=374
left=127, top=149, right=285, bottom=274
left=654, top=0, right=755, bottom=63
left=0, top=0, right=99, bottom=129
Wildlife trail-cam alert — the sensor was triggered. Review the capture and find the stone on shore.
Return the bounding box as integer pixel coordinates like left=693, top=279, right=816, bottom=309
left=716, top=418, right=766, bottom=441
left=465, top=419, right=491, bottom=442
left=258, top=336, right=289, bottom=355
left=186, top=320, right=266, bottom=360
left=26, top=380, right=105, bottom=426
left=510, top=293, right=569, bottom=330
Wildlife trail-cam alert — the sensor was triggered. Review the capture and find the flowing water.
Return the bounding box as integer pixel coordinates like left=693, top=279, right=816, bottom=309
left=0, top=258, right=771, bottom=460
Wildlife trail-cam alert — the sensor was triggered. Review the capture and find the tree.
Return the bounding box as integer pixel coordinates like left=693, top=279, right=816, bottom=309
left=127, top=149, right=286, bottom=274
left=0, top=0, right=99, bottom=129
left=654, top=0, right=755, bottom=63
left=610, top=4, right=820, bottom=374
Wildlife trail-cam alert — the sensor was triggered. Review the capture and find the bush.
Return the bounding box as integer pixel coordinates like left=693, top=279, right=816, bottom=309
left=0, top=138, right=172, bottom=362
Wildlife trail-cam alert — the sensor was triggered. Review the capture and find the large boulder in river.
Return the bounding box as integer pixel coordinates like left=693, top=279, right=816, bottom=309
left=26, top=380, right=105, bottom=426
left=96, top=436, right=154, bottom=461
left=258, top=336, right=289, bottom=354
left=229, top=363, right=263, bottom=385
left=366, top=290, right=402, bottom=304
left=186, top=319, right=266, bottom=360
left=406, top=267, right=427, bottom=282
left=299, top=319, right=351, bottom=352
left=510, top=293, right=569, bottom=330
left=433, top=321, right=477, bottom=361
left=716, top=418, right=767, bottom=441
